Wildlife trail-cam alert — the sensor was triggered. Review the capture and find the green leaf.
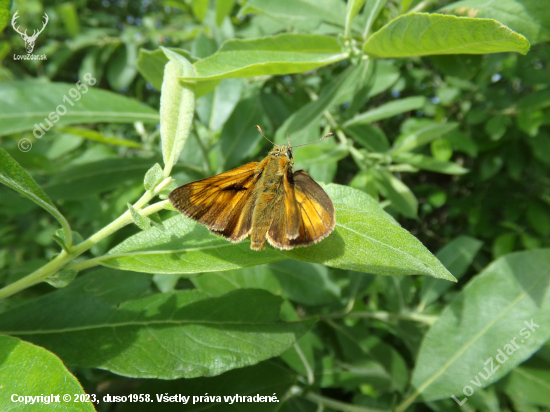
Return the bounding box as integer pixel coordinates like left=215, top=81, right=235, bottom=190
left=502, top=354, right=550, bottom=407
left=218, top=97, right=263, bottom=169
left=526, top=201, right=550, bottom=237
left=160, top=47, right=196, bottom=177
left=363, top=0, right=390, bottom=38
left=393, top=152, right=469, bottom=175
left=119, top=362, right=295, bottom=412
left=0, top=335, right=95, bottom=411
left=0, top=148, right=71, bottom=240
left=191, top=0, right=209, bottom=22
left=128, top=203, right=151, bottom=230
left=185, top=34, right=348, bottom=81
left=59, top=127, right=144, bottom=148
left=240, top=0, right=349, bottom=30
left=345, top=124, right=390, bottom=152
left=293, top=144, right=349, bottom=169
left=0, top=270, right=315, bottom=379
left=46, top=268, right=79, bottom=288
left=368, top=60, right=400, bottom=97
left=344, top=96, right=426, bottom=127
left=144, top=163, right=163, bottom=191
left=207, top=78, right=244, bottom=131
left=390, top=123, right=459, bottom=155
left=517, top=89, right=550, bottom=111
left=0, top=81, right=159, bottom=136
left=101, top=184, right=454, bottom=280
left=440, top=0, right=550, bottom=45
left=430, top=54, right=483, bottom=80
left=107, top=41, right=138, bottom=91
left=333, top=324, right=409, bottom=393
left=192, top=265, right=283, bottom=297
left=407, top=249, right=550, bottom=403
left=280, top=331, right=317, bottom=378
left=363, top=13, right=530, bottom=57
left=430, top=138, right=453, bottom=161
left=372, top=169, right=418, bottom=218
left=345, top=0, right=367, bottom=38
left=216, top=0, right=236, bottom=26
left=269, top=260, right=341, bottom=305
left=419, top=236, right=483, bottom=309
left=57, top=3, right=80, bottom=37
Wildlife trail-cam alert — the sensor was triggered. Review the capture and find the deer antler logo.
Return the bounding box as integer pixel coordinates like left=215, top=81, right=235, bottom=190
left=12, top=11, right=49, bottom=54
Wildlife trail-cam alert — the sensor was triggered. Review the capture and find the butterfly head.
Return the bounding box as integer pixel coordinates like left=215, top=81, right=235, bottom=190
left=269, top=145, right=293, bottom=163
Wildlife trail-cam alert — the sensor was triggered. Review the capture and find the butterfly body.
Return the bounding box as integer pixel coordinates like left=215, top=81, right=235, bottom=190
left=169, top=141, right=335, bottom=251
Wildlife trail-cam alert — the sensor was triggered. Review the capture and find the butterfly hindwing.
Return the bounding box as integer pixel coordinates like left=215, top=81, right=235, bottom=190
left=267, top=169, right=335, bottom=249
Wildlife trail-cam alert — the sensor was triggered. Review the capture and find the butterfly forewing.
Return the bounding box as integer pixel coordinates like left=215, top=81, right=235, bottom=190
left=169, top=162, right=259, bottom=232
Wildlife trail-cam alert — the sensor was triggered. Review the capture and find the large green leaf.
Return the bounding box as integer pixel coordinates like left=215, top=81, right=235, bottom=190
left=343, top=96, right=427, bottom=127
left=100, top=184, right=454, bottom=281
left=393, top=152, right=469, bottom=175
left=184, top=34, right=348, bottom=81
left=406, top=250, right=550, bottom=405
left=239, top=0, right=350, bottom=30
left=0, top=335, right=95, bottom=411
left=0, top=269, right=315, bottom=379
left=363, top=13, right=530, bottom=57
left=440, top=0, right=550, bottom=45
left=0, top=81, right=159, bottom=136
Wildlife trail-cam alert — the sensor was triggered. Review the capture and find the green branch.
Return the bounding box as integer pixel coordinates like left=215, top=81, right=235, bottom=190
left=0, top=180, right=172, bottom=300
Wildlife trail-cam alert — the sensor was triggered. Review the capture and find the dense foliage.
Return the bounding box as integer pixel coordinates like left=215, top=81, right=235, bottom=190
left=0, top=1, right=549, bottom=411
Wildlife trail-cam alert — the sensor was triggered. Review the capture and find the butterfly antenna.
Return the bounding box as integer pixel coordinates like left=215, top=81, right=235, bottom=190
left=287, top=132, right=291, bottom=147
left=255, top=125, right=276, bottom=145
left=290, top=132, right=335, bottom=148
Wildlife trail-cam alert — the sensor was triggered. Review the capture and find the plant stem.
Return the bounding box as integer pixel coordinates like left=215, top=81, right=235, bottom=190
left=301, top=388, right=389, bottom=412
left=0, top=180, right=172, bottom=300
left=323, top=310, right=439, bottom=325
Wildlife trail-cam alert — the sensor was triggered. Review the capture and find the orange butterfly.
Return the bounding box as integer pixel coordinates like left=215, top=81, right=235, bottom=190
left=169, top=126, right=335, bottom=251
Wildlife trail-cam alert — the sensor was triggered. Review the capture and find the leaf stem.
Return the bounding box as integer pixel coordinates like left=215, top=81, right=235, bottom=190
left=0, top=180, right=172, bottom=300
left=293, top=343, right=314, bottom=386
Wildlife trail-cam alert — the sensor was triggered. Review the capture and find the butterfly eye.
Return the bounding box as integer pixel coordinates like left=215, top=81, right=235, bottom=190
left=287, top=149, right=293, bottom=159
